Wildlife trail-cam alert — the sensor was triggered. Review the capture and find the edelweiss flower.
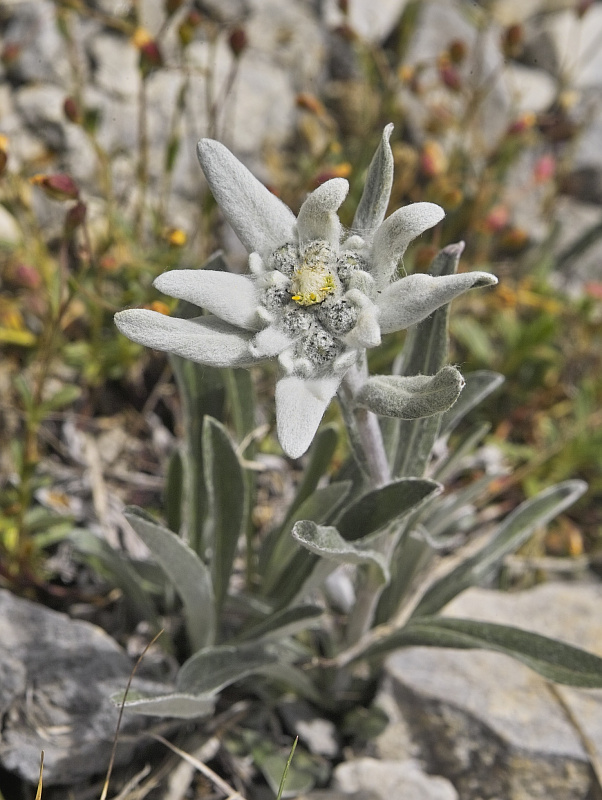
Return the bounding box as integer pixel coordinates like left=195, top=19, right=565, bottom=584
left=115, top=125, right=497, bottom=458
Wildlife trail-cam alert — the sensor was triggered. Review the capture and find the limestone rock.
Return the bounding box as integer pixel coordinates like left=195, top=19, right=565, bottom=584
left=0, top=589, right=170, bottom=786
left=2, top=0, right=71, bottom=86
left=385, top=583, right=602, bottom=800
left=323, top=0, right=411, bottom=43
left=0, top=205, right=22, bottom=244
left=246, top=0, right=325, bottom=86
left=88, top=33, right=140, bottom=99
left=400, top=1, right=509, bottom=146
left=545, top=7, right=602, bottom=88
left=334, top=758, right=458, bottom=800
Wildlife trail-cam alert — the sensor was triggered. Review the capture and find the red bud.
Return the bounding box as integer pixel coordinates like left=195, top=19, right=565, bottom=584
left=228, top=27, right=248, bottom=57
left=31, top=173, right=80, bottom=201
left=63, top=96, right=81, bottom=124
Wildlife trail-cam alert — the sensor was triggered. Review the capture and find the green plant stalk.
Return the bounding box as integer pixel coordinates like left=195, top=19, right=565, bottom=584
left=339, top=359, right=394, bottom=646
left=135, top=73, right=150, bottom=240
left=15, top=233, right=78, bottom=559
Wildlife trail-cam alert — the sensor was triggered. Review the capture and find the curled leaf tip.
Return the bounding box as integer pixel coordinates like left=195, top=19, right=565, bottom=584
left=442, top=241, right=465, bottom=257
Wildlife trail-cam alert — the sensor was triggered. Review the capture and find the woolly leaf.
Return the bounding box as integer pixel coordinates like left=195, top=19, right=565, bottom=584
left=359, top=617, right=602, bottom=688
left=439, top=370, right=504, bottom=436
left=356, top=366, right=464, bottom=419
left=202, top=416, right=245, bottom=613
left=236, top=604, right=323, bottom=643
left=292, top=520, right=389, bottom=584
left=336, top=478, right=441, bottom=541
left=391, top=243, right=463, bottom=477
left=115, top=691, right=216, bottom=719
left=412, top=480, right=588, bottom=618
left=353, top=123, right=394, bottom=240
left=177, top=642, right=279, bottom=694
left=124, top=507, right=215, bottom=650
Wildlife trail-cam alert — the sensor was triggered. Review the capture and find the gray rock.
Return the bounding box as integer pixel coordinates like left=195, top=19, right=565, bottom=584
left=82, top=86, right=139, bottom=156
left=0, top=589, right=169, bottom=786
left=385, top=583, right=602, bottom=800
left=88, top=33, right=140, bottom=99
left=0, top=206, right=22, bottom=244
left=545, top=7, right=602, bottom=89
left=2, top=0, right=71, bottom=86
left=14, top=84, right=68, bottom=152
left=247, top=0, right=325, bottom=87
left=322, top=0, right=411, bottom=43
left=296, top=792, right=379, bottom=800
left=334, top=758, right=458, bottom=800
left=198, top=0, right=250, bottom=23
left=552, top=197, right=602, bottom=289
left=279, top=699, right=340, bottom=758
left=400, top=0, right=509, bottom=146
left=501, top=63, right=556, bottom=115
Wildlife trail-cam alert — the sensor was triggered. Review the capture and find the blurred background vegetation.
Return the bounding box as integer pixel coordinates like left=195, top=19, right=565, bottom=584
left=0, top=0, right=601, bottom=600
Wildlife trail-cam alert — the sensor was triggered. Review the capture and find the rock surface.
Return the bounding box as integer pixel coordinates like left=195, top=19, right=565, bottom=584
left=1, top=0, right=602, bottom=279
left=384, top=582, right=602, bottom=800
left=0, top=589, right=169, bottom=786
left=334, top=758, right=458, bottom=800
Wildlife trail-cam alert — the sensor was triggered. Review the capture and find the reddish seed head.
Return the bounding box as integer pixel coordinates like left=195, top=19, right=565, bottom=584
left=228, top=27, right=248, bottom=57
left=31, top=173, right=80, bottom=201
left=63, top=96, right=81, bottom=124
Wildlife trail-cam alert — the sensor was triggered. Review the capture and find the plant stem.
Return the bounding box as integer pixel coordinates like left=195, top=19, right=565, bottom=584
left=339, top=358, right=392, bottom=646
left=339, top=359, right=390, bottom=488
left=135, top=74, right=149, bottom=240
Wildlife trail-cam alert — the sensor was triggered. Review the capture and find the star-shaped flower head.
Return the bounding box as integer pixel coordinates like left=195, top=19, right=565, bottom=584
left=115, top=125, right=497, bottom=458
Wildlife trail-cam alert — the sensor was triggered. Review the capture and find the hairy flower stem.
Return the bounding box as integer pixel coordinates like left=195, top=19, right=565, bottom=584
left=339, top=359, right=390, bottom=488
left=339, top=358, right=392, bottom=647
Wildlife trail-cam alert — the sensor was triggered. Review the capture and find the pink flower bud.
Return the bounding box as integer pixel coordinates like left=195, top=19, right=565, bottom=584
left=533, top=154, right=556, bottom=183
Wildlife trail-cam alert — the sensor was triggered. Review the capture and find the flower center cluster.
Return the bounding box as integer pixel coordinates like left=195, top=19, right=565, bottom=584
left=262, top=240, right=368, bottom=375
left=290, top=243, right=336, bottom=306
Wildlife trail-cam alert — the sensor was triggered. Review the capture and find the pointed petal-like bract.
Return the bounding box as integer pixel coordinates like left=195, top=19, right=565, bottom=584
left=276, top=375, right=342, bottom=458
left=114, top=310, right=259, bottom=367
left=250, top=325, right=296, bottom=358
left=371, top=202, right=445, bottom=287
left=154, top=270, right=261, bottom=331
left=296, top=178, right=349, bottom=247
left=377, top=271, right=498, bottom=334
left=352, top=123, right=394, bottom=242
left=197, top=139, right=296, bottom=258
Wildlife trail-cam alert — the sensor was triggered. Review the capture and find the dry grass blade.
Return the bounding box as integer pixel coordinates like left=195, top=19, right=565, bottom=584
left=108, top=764, right=152, bottom=800
left=99, top=630, right=164, bottom=800
left=35, top=751, right=44, bottom=800
left=276, top=737, right=298, bottom=800
left=150, top=733, right=247, bottom=800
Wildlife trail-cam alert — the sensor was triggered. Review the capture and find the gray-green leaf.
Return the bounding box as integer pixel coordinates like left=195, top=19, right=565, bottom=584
left=359, top=616, right=602, bottom=687
left=353, top=123, right=394, bottom=240
left=336, top=477, right=441, bottom=541
left=356, top=366, right=464, bottom=419
left=235, top=604, right=323, bottom=643
left=202, top=416, right=245, bottom=613
left=115, top=691, right=216, bottom=718
left=439, top=370, right=504, bottom=436
left=292, top=520, right=389, bottom=584
left=177, top=642, right=279, bottom=694
left=412, top=480, right=587, bottom=618
left=124, top=507, right=215, bottom=650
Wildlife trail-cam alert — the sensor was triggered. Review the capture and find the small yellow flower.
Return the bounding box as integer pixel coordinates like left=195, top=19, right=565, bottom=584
left=166, top=228, right=187, bottom=247
left=148, top=301, right=171, bottom=315
left=132, top=27, right=153, bottom=49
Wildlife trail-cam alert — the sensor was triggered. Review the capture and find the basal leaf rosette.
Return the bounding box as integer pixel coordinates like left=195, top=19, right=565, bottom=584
left=115, top=126, right=497, bottom=458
